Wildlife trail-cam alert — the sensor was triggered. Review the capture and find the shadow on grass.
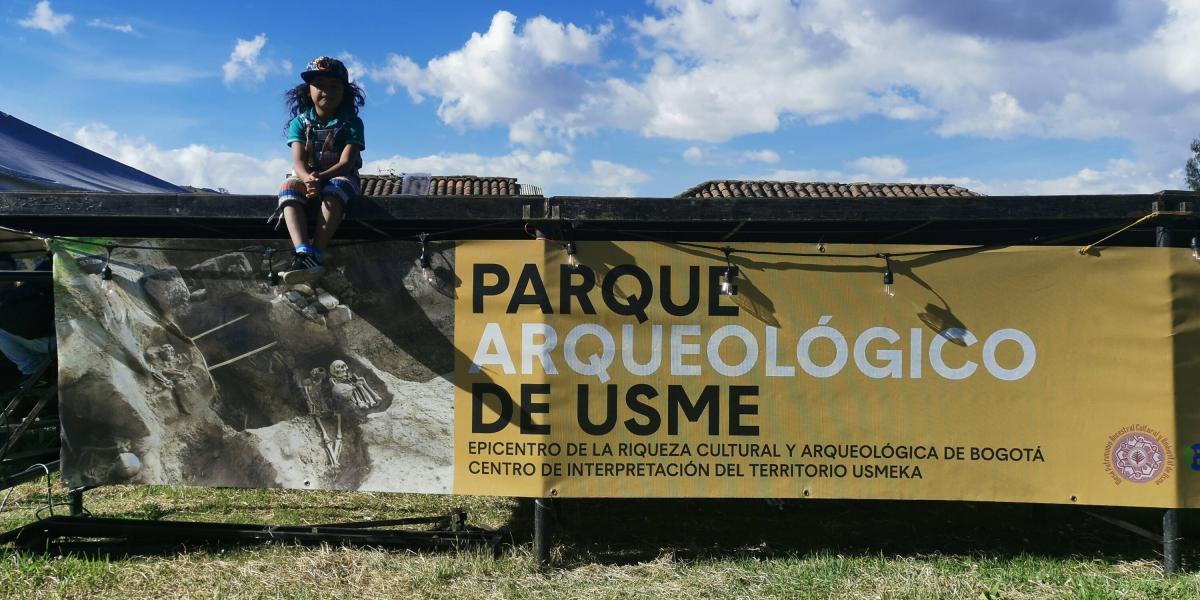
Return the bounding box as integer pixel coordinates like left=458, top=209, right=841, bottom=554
left=508, top=498, right=1200, bottom=568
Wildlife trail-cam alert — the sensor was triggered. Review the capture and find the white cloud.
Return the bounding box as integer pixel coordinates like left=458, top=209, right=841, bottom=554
left=60, top=121, right=1173, bottom=200
left=363, top=150, right=648, bottom=196
left=68, top=123, right=290, bottom=194
left=682, top=146, right=778, bottom=166
left=1140, top=0, right=1200, bottom=94
left=983, top=159, right=1176, bottom=195
left=222, top=34, right=290, bottom=86
left=742, top=150, right=780, bottom=164
left=755, top=168, right=851, bottom=183
left=588, top=160, right=651, bottom=196
left=19, top=1, right=72, bottom=35
left=846, top=155, right=908, bottom=179
left=357, top=2, right=1200, bottom=182
left=64, top=121, right=651, bottom=197
left=336, top=52, right=366, bottom=83
left=753, top=157, right=1173, bottom=196
left=363, top=11, right=615, bottom=144
left=88, top=18, right=134, bottom=34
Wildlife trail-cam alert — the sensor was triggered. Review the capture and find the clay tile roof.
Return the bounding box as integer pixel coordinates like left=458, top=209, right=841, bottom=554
left=359, top=174, right=536, bottom=197
left=676, top=180, right=982, bottom=199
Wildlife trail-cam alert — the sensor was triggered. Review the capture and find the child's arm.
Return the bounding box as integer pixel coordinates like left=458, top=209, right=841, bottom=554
left=314, top=144, right=362, bottom=182
left=290, top=142, right=320, bottom=197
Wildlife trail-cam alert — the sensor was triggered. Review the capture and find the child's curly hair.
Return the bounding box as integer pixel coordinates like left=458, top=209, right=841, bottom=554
left=284, top=80, right=366, bottom=126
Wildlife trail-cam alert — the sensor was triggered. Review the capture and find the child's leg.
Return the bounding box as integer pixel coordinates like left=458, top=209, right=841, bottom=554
left=313, top=176, right=359, bottom=252
left=283, top=204, right=310, bottom=248
left=278, top=176, right=313, bottom=249
left=313, top=196, right=343, bottom=252
left=277, top=176, right=326, bottom=284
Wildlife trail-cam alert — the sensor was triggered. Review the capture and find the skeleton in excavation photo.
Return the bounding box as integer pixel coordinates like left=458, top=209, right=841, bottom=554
left=301, top=366, right=342, bottom=467
left=329, top=359, right=382, bottom=410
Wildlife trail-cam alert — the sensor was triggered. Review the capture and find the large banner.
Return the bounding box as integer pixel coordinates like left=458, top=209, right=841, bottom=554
left=56, top=239, right=1200, bottom=507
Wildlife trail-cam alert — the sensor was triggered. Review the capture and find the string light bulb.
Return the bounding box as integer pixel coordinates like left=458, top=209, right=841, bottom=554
left=264, top=248, right=280, bottom=287
left=419, top=234, right=435, bottom=283
left=565, top=240, right=579, bottom=268
left=881, top=254, right=895, bottom=298
left=720, top=247, right=738, bottom=296
left=1192, top=237, right=1199, bottom=261
left=100, top=243, right=115, bottom=293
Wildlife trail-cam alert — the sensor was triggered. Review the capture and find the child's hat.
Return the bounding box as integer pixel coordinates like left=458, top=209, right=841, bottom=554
left=301, top=56, right=349, bottom=83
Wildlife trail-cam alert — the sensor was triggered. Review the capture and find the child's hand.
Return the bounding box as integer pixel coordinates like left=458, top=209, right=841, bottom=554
left=302, top=173, right=321, bottom=199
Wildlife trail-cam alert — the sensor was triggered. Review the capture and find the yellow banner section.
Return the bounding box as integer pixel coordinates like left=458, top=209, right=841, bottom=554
left=454, top=241, right=1198, bottom=507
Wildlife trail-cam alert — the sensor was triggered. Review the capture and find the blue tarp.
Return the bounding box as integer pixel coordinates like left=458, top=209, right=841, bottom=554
left=0, top=111, right=185, bottom=193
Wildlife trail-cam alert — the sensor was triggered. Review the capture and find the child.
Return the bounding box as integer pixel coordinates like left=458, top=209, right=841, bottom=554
left=274, top=56, right=366, bottom=284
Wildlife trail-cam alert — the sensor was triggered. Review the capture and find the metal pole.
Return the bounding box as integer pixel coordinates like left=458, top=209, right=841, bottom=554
left=1156, top=226, right=1172, bottom=249
left=69, top=488, right=84, bottom=517
left=1164, top=509, right=1181, bottom=575
left=1156, top=215, right=1181, bottom=576
left=533, top=498, right=551, bottom=569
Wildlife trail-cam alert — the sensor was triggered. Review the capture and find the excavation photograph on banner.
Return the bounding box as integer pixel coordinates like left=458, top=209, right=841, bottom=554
left=54, top=238, right=458, bottom=493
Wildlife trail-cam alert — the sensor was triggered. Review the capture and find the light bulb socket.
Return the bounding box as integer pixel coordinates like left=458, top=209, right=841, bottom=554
left=419, top=237, right=432, bottom=271
left=100, top=243, right=115, bottom=281
left=883, top=269, right=894, bottom=286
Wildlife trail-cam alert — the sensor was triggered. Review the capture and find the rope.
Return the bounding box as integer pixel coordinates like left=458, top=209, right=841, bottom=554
left=1075, top=211, right=1188, bottom=255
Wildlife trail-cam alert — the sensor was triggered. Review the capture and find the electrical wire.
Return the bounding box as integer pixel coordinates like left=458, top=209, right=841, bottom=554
left=584, top=224, right=1011, bottom=259
left=0, top=462, right=53, bottom=517
left=0, top=219, right=522, bottom=255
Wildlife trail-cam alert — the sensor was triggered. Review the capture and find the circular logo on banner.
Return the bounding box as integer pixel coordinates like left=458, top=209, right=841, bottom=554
left=1104, top=425, right=1174, bottom=485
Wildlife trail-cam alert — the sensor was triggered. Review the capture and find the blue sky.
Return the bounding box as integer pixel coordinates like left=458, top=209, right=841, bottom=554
left=3, top=0, right=1197, bottom=196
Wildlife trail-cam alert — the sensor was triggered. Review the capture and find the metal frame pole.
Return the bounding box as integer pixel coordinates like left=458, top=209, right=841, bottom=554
left=1155, top=211, right=1181, bottom=576
left=1164, top=508, right=1181, bottom=575
left=69, top=488, right=84, bottom=517
left=533, top=498, right=552, bottom=569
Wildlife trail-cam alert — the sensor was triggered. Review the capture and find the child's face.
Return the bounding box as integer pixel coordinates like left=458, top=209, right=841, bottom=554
left=308, top=77, right=344, bottom=114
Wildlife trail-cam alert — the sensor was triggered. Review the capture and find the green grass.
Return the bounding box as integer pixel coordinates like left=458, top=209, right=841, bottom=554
left=2, top=478, right=1200, bottom=599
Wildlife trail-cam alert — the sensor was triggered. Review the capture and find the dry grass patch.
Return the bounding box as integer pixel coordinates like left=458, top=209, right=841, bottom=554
left=3, top=480, right=1200, bottom=598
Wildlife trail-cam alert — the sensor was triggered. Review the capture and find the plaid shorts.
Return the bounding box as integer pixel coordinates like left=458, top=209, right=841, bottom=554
left=277, top=174, right=360, bottom=210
